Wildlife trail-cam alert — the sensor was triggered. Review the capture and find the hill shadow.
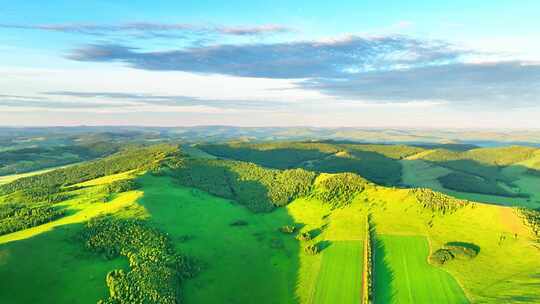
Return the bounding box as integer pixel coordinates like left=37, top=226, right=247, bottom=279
left=401, top=157, right=540, bottom=208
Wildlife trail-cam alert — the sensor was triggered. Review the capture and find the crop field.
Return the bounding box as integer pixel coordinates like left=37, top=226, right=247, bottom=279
left=373, top=235, right=468, bottom=304
left=313, top=241, right=363, bottom=304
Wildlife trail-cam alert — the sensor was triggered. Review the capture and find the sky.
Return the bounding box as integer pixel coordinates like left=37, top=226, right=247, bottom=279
left=1, top=1, right=540, bottom=128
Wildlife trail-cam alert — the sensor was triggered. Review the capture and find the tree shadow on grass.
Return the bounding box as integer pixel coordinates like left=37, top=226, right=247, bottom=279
left=370, top=220, right=396, bottom=304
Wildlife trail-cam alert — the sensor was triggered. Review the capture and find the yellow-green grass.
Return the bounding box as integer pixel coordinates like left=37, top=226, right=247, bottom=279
left=0, top=164, right=74, bottom=185
left=374, top=235, right=468, bottom=304
left=0, top=174, right=143, bottom=303
left=367, top=187, right=540, bottom=303
left=401, top=159, right=540, bottom=208
left=285, top=195, right=367, bottom=303
left=313, top=241, right=362, bottom=304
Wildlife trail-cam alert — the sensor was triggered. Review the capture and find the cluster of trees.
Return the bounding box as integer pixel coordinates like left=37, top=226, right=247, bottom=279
left=518, top=208, right=540, bottom=237
left=80, top=217, right=198, bottom=304
left=0, top=204, right=65, bottom=235
left=411, top=188, right=471, bottom=214
left=309, top=151, right=402, bottom=186
left=310, top=173, right=368, bottom=208
left=105, top=180, right=140, bottom=195
left=0, top=144, right=178, bottom=196
left=363, top=218, right=374, bottom=304
left=170, top=158, right=316, bottom=212
left=429, top=242, right=479, bottom=265
left=304, top=243, right=320, bottom=255
left=438, top=172, right=525, bottom=198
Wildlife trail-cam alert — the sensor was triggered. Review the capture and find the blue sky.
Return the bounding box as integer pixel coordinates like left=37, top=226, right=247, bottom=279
left=1, top=1, right=539, bottom=128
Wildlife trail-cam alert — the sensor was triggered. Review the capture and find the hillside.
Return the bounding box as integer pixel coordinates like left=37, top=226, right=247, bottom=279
left=0, top=143, right=539, bottom=303
left=197, top=142, right=540, bottom=209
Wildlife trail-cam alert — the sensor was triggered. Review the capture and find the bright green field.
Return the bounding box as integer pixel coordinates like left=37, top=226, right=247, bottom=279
left=137, top=174, right=300, bottom=304
left=374, top=235, right=468, bottom=304
left=313, top=241, right=362, bottom=304
left=0, top=224, right=127, bottom=304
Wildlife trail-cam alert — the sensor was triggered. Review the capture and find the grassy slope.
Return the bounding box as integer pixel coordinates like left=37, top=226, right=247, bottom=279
left=374, top=235, right=467, bottom=304
left=137, top=174, right=299, bottom=304
left=138, top=174, right=367, bottom=304
left=366, top=187, right=540, bottom=303
left=0, top=172, right=142, bottom=304
left=0, top=153, right=538, bottom=304
left=401, top=159, right=540, bottom=209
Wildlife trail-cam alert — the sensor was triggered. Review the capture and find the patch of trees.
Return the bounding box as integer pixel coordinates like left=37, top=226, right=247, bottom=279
left=411, top=188, right=470, bottom=214
left=279, top=225, right=296, bottom=234
left=518, top=208, right=540, bottom=237
left=304, top=243, right=320, bottom=255
left=0, top=204, right=65, bottom=235
left=170, top=158, right=317, bottom=212
left=430, top=242, right=480, bottom=265
left=438, top=172, right=526, bottom=198
left=80, top=217, right=198, bottom=304
left=310, top=173, right=368, bottom=208
left=309, top=151, right=402, bottom=186
left=342, top=144, right=425, bottom=160
left=106, top=180, right=140, bottom=194
left=0, top=144, right=178, bottom=196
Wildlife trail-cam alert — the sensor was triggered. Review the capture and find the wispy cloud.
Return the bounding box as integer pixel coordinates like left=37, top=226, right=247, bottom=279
left=0, top=22, right=294, bottom=39
left=64, top=34, right=540, bottom=108
left=300, top=61, right=540, bottom=107
left=67, top=35, right=465, bottom=78
left=0, top=91, right=287, bottom=111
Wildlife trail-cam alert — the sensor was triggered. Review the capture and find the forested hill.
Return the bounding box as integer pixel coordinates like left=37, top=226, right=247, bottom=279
left=196, top=142, right=540, bottom=204
left=0, top=144, right=179, bottom=197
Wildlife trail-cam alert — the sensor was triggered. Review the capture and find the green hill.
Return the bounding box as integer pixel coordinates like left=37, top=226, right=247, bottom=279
left=0, top=143, right=539, bottom=304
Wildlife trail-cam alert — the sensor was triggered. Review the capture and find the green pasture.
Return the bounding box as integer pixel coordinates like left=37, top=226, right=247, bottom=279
left=137, top=174, right=299, bottom=304
left=313, top=241, right=363, bottom=304
left=374, top=235, right=468, bottom=304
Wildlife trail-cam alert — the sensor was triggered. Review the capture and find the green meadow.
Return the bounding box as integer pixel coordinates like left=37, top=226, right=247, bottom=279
left=313, top=241, right=363, bottom=304
left=374, top=235, right=468, bottom=304
left=0, top=142, right=539, bottom=303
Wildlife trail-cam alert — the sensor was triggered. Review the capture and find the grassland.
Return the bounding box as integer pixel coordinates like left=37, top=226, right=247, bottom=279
left=374, top=235, right=468, bottom=304
left=1, top=144, right=539, bottom=304
left=0, top=172, right=142, bottom=303
left=137, top=174, right=300, bottom=304
left=313, top=241, right=362, bottom=304
left=401, top=159, right=540, bottom=209
left=367, top=187, right=540, bottom=303
left=137, top=173, right=371, bottom=304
